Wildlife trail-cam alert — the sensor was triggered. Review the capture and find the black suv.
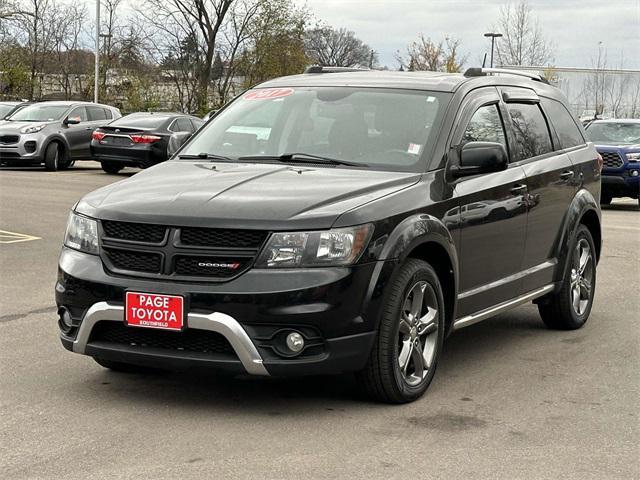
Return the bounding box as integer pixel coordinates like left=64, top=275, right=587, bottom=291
left=56, top=67, right=602, bottom=403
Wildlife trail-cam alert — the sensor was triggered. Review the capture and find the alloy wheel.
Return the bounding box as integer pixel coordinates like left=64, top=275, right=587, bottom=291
left=570, top=238, right=593, bottom=316
left=397, top=281, right=439, bottom=386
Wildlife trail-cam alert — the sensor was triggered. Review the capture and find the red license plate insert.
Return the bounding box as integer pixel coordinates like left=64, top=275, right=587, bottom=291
left=125, top=292, right=184, bottom=331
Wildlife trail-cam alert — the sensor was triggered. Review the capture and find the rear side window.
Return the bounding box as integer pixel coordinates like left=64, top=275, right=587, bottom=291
left=506, top=103, right=553, bottom=161
left=191, top=118, right=204, bottom=131
left=174, top=118, right=194, bottom=133
left=540, top=98, right=585, bottom=149
left=462, top=104, right=507, bottom=148
left=104, top=108, right=113, bottom=120
left=88, top=106, right=107, bottom=121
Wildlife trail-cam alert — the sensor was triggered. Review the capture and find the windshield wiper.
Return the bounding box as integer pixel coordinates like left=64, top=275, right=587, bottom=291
left=238, top=153, right=368, bottom=168
left=178, top=153, right=234, bottom=162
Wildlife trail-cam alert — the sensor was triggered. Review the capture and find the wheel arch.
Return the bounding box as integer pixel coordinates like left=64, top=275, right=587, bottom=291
left=554, top=188, right=602, bottom=283
left=375, top=214, right=459, bottom=334
left=45, top=135, right=71, bottom=162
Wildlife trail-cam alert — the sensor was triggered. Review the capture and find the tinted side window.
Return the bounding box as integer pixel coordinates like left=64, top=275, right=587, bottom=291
left=174, top=118, right=193, bottom=132
left=68, top=106, right=88, bottom=122
left=104, top=108, right=113, bottom=120
left=506, top=103, right=553, bottom=161
left=462, top=104, right=507, bottom=148
left=191, top=119, right=204, bottom=131
left=88, top=106, right=107, bottom=121
left=540, top=98, right=585, bottom=149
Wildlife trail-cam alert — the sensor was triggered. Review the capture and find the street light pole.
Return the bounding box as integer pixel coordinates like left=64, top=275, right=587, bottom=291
left=94, top=0, right=100, bottom=103
left=483, top=32, right=503, bottom=68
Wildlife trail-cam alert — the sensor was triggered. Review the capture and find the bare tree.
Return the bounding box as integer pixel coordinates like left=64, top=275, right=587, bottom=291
left=139, top=0, right=234, bottom=111
left=304, top=25, right=376, bottom=68
left=493, top=0, right=554, bottom=66
left=396, top=35, right=467, bottom=73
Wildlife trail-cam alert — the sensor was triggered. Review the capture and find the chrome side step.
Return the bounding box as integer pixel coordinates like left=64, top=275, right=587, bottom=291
left=452, top=284, right=554, bottom=331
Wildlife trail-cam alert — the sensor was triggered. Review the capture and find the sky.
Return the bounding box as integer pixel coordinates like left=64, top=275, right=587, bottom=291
left=293, top=0, right=640, bottom=69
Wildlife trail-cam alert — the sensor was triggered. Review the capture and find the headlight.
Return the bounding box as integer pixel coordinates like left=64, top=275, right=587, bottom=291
left=255, top=224, right=373, bottom=268
left=20, top=124, right=46, bottom=134
left=626, top=152, right=640, bottom=162
left=64, top=212, right=99, bottom=254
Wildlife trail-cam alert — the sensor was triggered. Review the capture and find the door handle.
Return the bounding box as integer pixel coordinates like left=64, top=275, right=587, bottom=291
left=509, top=184, right=527, bottom=195
left=559, top=170, right=574, bottom=180
left=84, top=127, right=93, bottom=130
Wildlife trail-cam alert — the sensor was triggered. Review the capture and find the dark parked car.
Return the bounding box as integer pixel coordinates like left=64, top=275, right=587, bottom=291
left=585, top=119, right=640, bottom=206
left=0, top=101, right=121, bottom=170
left=57, top=67, right=602, bottom=403
left=0, top=101, right=31, bottom=122
left=90, top=112, right=205, bottom=173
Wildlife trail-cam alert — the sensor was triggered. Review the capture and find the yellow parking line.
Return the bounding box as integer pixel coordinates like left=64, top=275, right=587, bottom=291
left=0, top=229, right=42, bottom=244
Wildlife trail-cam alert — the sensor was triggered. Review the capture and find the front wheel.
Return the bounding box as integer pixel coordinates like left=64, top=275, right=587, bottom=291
left=44, top=142, right=61, bottom=171
left=538, top=225, right=596, bottom=330
left=600, top=192, right=612, bottom=205
left=358, top=258, right=445, bottom=404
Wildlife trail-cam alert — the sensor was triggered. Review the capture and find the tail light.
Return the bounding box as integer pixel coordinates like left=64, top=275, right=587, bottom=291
left=596, top=153, right=603, bottom=172
left=92, top=131, right=105, bottom=141
left=130, top=134, right=161, bottom=144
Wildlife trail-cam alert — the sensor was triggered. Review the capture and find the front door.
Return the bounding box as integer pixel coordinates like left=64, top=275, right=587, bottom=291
left=449, top=88, right=529, bottom=317
left=64, top=106, right=91, bottom=159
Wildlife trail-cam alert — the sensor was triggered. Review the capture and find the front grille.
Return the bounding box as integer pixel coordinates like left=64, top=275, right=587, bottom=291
left=600, top=151, right=624, bottom=168
left=102, top=220, right=167, bottom=243
left=99, top=220, right=267, bottom=280
left=180, top=227, right=267, bottom=248
left=89, top=321, right=236, bottom=356
left=0, top=135, right=19, bottom=145
left=174, top=256, right=249, bottom=277
left=103, top=247, right=162, bottom=273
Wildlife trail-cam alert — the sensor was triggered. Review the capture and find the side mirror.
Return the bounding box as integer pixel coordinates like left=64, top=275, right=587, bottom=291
left=64, top=117, right=81, bottom=125
left=449, top=141, right=508, bottom=178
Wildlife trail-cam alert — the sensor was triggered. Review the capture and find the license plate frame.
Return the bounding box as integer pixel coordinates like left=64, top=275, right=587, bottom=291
left=124, top=291, right=186, bottom=331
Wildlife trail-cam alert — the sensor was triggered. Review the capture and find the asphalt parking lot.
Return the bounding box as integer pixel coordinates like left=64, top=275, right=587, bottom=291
left=0, top=162, right=638, bottom=480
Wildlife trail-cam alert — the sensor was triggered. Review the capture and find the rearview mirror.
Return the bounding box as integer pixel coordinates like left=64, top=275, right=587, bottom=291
left=449, top=141, right=508, bottom=178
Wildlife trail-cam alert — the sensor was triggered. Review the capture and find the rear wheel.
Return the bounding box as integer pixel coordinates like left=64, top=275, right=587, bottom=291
left=358, top=258, right=445, bottom=403
left=100, top=160, right=124, bottom=174
left=538, top=225, right=596, bottom=330
left=44, top=142, right=61, bottom=171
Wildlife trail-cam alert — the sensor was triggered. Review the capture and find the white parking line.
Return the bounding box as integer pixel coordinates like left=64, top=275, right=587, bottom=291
left=0, top=230, right=41, bottom=244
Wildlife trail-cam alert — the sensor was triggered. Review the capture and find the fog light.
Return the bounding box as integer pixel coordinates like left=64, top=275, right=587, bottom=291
left=286, top=332, right=305, bottom=353
left=631, top=170, right=639, bottom=177
left=58, top=307, right=73, bottom=334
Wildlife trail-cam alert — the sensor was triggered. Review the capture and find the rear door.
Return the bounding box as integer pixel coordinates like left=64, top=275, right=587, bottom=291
left=450, top=87, right=529, bottom=317
left=500, top=89, right=578, bottom=291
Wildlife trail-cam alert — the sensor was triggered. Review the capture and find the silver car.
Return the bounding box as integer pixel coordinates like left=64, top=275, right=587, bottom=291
left=0, top=101, right=121, bottom=170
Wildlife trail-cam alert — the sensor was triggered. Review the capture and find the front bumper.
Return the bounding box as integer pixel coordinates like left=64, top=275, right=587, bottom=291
left=602, top=168, right=640, bottom=198
left=0, top=132, right=47, bottom=163
left=57, top=247, right=393, bottom=376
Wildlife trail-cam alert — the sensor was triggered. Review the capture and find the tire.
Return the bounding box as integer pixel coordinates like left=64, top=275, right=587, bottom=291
left=538, top=224, right=597, bottom=330
left=600, top=193, right=612, bottom=205
left=93, top=357, right=157, bottom=373
left=100, top=160, right=124, bottom=174
left=357, top=258, right=445, bottom=404
left=44, top=142, right=61, bottom=171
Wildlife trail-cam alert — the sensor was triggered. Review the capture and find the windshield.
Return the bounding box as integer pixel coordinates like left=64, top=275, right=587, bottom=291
left=586, top=122, right=640, bottom=145
left=9, top=104, right=69, bottom=122
left=0, top=104, right=17, bottom=118
left=180, top=87, right=450, bottom=172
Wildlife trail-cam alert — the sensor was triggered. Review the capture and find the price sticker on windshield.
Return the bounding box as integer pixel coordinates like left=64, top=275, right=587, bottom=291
left=244, top=88, right=294, bottom=100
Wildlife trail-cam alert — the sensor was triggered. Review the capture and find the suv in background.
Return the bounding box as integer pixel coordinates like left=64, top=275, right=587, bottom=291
left=0, top=101, right=31, bottom=123
left=585, top=119, right=640, bottom=206
left=56, top=67, right=601, bottom=403
left=0, top=101, right=121, bottom=170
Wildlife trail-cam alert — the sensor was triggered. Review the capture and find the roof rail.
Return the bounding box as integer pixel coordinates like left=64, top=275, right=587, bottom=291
left=304, top=65, right=370, bottom=74
left=464, top=67, right=550, bottom=85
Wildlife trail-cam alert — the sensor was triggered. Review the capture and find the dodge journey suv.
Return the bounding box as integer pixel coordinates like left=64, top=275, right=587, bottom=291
left=56, top=67, right=602, bottom=403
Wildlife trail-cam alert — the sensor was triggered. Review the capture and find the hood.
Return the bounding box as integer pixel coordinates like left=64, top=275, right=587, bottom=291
left=76, top=161, right=421, bottom=230
left=594, top=143, right=640, bottom=151
left=0, top=121, right=51, bottom=133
